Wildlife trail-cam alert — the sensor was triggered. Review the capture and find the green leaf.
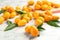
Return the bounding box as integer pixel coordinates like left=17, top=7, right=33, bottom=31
left=37, top=24, right=45, bottom=31
left=4, top=21, right=17, bottom=31
left=7, top=21, right=12, bottom=25
left=47, top=20, right=60, bottom=27
left=16, top=11, right=26, bottom=15
left=50, top=20, right=60, bottom=23
left=0, top=10, right=6, bottom=14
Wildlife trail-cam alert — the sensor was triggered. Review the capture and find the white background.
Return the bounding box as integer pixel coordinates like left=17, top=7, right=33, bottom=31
left=0, top=0, right=60, bottom=40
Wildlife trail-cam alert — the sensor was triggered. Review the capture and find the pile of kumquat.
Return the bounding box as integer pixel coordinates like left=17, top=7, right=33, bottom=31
left=0, top=0, right=60, bottom=37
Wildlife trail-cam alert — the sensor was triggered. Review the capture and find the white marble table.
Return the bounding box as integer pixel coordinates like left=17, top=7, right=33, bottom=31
left=0, top=0, right=60, bottom=40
